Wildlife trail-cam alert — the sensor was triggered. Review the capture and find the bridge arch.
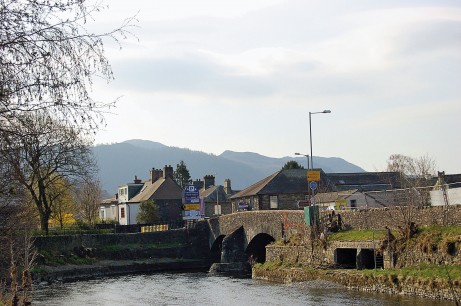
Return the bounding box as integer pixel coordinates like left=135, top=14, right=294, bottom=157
left=246, top=233, right=275, bottom=264
left=210, top=235, right=225, bottom=263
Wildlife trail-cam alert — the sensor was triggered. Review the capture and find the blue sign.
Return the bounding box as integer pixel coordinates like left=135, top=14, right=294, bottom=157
left=184, top=197, right=200, bottom=204
left=184, top=185, right=199, bottom=198
left=309, top=181, right=317, bottom=191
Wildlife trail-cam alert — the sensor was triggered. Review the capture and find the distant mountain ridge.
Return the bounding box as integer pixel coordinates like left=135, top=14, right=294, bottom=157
left=93, top=139, right=365, bottom=195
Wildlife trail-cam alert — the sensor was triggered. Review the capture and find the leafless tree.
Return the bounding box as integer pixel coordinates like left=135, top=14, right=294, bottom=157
left=385, top=153, right=437, bottom=239
left=0, top=199, right=37, bottom=305
left=74, top=179, right=102, bottom=226
left=0, top=112, right=97, bottom=234
left=0, top=0, right=136, bottom=131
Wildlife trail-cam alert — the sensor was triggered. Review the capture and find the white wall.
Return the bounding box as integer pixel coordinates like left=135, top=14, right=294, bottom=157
left=118, top=203, right=140, bottom=225
left=431, top=187, right=461, bottom=206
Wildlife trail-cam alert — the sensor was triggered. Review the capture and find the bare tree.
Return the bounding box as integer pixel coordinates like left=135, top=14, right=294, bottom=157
left=0, top=112, right=96, bottom=234
left=0, top=199, right=37, bottom=305
left=74, top=179, right=102, bottom=226
left=386, top=153, right=436, bottom=206
left=0, top=0, right=136, bottom=131
left=385, top=153, right=437, bottom=239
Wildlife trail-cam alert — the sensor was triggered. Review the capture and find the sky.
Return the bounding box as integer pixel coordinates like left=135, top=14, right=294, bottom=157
left=91, top=0, right=461, bottom=174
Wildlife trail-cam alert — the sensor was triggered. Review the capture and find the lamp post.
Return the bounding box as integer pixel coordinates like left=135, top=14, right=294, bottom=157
left=309, top=110, right=331, bottom=169
left=294, top=152, right=310, bottom=170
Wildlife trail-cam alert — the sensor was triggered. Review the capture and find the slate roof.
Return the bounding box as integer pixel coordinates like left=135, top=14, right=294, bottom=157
left=128, top=176, right=182, bottom=203
left=200, top=185, right=229, bottom=202
left=325, top=172, right=401, bottom=191
left=314, top=189, right=359, bottom=203
left=230, top=169, right=335, bottom=199
left=231, top=170, right=408, bottom=199
left=230, top=171, right=281, bottom=199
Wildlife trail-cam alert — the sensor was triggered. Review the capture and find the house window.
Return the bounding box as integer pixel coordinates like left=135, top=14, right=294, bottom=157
left=270, top=195, right=278, bottom=209
left=120, top=207, right=125, bottom=218
left=350, top=199, right=357, bottom=208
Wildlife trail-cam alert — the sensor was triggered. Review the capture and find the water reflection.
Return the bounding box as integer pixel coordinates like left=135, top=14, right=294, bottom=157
left=32, top=272, right=453, bottom=306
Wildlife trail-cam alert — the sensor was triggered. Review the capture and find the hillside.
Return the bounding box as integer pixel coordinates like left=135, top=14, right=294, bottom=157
left=93, top=139, right=365, bottom=195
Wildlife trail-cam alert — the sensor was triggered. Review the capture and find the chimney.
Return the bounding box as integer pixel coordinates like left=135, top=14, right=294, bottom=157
left=204, top=174, right=215, bottom=190
left=224, top=179, right=232, bottom=195
left=133, top=175, right=142, bottom=184
left=150, top=168, right=162, bottom=183
left=193, top=179, right=204, bottom=190
left=163, top=165, right=174, bottom=178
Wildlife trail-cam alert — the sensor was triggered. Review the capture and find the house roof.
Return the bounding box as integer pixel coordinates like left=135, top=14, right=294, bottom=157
left=325, top=172, right=401, bottom=191
left=230, top=169, right=336, bottom=199
left=230, top=170, right=281, bottom=199
left=128, top=176, right=182, bottom=203
left=101, top=196, right=118, bottom=205
left=200, top=185, right=230, bottom=202
left=314, top=189, right=359, bottom=203
left=231, top=170, right=407, bottom=200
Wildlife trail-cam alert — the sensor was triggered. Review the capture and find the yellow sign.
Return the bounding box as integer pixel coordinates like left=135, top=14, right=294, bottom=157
left=307, top=170, right=321, bottom=181
left=184, top=204, right=201, bottom=210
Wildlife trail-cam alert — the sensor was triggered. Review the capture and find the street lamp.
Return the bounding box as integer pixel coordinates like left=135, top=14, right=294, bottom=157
left=294, top=153, right=310, bottom=170
left=309, top=110, right=331, bottom=169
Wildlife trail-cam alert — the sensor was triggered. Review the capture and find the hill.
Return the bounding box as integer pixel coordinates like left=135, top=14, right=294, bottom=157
left=93, top=139, right=365, bottom=195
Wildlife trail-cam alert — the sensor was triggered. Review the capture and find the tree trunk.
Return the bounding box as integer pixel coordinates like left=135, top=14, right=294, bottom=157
left=39, top=211, right=50, bottom=235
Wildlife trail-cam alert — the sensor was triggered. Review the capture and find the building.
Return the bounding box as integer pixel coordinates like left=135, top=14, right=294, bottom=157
left=230, top=169, right=403, bottom=211
left=198, top=176, right=234, bottom=217
left=100, top=165, right=183, bottom=225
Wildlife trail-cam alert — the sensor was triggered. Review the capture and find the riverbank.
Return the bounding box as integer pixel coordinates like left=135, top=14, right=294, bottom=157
left=32, top=258, right=210, bottom=284
left=252, top=263, right=461, bottom=302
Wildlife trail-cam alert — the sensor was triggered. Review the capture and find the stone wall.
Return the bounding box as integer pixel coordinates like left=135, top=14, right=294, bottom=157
left=336, top=204, right=461, bottom=230
left=34, top=223, right=211, bottom=260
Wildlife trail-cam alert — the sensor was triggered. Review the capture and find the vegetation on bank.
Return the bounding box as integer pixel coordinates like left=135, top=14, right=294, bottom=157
left=255, top=261, right=461, bottom=282
left=260, top=225, right=461, bottom=302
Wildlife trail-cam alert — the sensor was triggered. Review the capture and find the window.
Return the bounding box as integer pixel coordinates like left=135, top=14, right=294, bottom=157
left=120, top=207, right=125, bottom=218
left=270, top=195, right=278, bottom=209
left=350, top=199, right=357, bottom=208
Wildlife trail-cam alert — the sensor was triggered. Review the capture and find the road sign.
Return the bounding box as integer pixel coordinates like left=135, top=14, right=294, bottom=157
left=183, top=204, right=201, bottom=211
left=307, top=170, right=321, bottom=181
left=309, top=181, right=317, bottom=191
left=183, top=210, right=201, bottom=220
left=183, top=185, right=199, bottom=198
left=184, top=197, right=200, bottom=204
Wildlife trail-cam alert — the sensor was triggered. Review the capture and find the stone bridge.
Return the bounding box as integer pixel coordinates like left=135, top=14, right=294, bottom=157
left=202, top=205, right=461, bottom=273
left=204, top=211, right=305, bottom=273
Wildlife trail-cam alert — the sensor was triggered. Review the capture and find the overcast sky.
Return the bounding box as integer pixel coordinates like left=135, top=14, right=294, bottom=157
left=91, top=0, right=461, bottom=174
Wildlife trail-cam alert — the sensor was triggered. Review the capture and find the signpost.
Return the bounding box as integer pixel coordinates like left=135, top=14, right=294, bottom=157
left=307, top=170, right=321, bottom=181
left=183, top=185, right=201, bottom=220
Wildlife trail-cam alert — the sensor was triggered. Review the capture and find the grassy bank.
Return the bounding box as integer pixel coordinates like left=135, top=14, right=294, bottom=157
left=253, top=262, right=461, bottom=301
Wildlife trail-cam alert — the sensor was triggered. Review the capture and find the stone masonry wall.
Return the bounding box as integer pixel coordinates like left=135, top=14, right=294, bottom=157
left=336, top=204, right=461, bottom=230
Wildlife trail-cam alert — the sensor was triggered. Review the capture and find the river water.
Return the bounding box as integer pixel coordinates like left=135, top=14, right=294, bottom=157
left=32, top=272, right=453, bottom=306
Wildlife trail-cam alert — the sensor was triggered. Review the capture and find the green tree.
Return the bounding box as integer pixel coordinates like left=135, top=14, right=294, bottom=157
left=174, top=160, right=191, bottom=188
left=136, top=200, right=160, bottom=224
left=282, top=160, right=304, bottom=170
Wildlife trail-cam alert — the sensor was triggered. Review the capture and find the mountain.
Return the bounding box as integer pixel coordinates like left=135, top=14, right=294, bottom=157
left=92, top=140, right=365, bottom=195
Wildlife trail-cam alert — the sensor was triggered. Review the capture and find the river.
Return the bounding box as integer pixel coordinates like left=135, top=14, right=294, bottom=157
left=32, top=272, right=453, bottom=306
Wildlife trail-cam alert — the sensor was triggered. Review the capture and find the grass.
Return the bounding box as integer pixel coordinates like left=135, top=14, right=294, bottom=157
left=360, top=264, right=461, bottom=281
left=39, top=250, right=97, bottom=266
